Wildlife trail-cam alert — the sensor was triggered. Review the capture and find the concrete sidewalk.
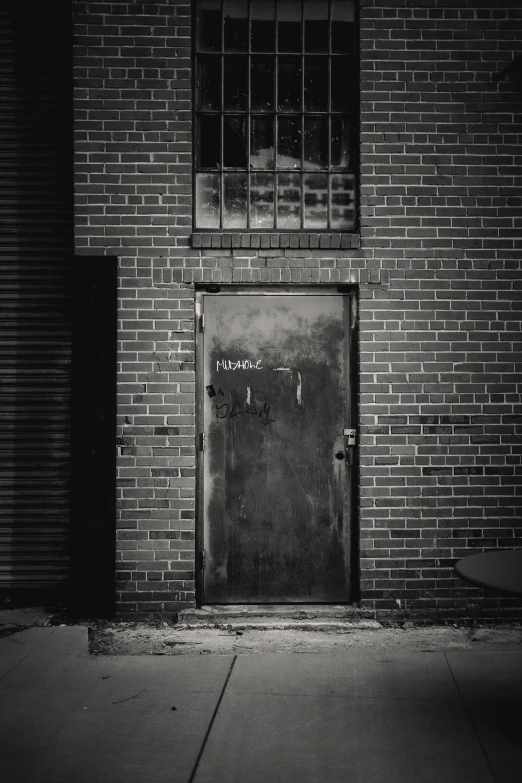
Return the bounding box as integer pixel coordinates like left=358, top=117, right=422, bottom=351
left=1, top=626, right=521, bottom=783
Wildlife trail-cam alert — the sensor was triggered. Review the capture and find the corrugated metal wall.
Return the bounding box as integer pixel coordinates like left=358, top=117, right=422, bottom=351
left=0, top=5, right=73, bottom=595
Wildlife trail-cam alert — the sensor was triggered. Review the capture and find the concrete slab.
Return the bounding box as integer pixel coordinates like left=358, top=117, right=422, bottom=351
left=2, top=638, right=233, bottom=694
left=227, top=651, right=460, bottom=700
left=0, top=627, right=55, bottom=680
left=193, top=692, right=494, bottom=783
left=1, top=685, right=220, bottom=783
left=446, top=652, right=522, bottom=783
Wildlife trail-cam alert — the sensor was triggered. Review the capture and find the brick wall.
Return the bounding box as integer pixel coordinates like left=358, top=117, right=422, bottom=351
left=73, top=0, right=522, bottom=621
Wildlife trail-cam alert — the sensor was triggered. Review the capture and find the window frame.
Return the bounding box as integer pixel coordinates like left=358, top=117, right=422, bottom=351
left=191, top=0, right=360, bottom=234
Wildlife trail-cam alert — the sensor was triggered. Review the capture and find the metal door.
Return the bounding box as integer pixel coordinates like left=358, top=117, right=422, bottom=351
left=198, top=290, right=354, bottom=603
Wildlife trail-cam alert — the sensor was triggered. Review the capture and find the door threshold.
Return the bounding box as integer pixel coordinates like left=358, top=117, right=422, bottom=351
left=178, top=604, right=377, bottom=629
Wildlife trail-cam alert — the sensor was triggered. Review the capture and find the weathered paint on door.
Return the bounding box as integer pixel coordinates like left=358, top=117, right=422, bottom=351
left=200, top=293, right=352, bottom=603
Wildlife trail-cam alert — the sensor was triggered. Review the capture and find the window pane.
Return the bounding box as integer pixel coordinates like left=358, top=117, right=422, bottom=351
left=277, top=172, right=301, bottom=228
left=197, top=0, right=221, bottom=52
left=304, top=116, right=328, bottom=169
left=332, top=0, right=355, bottom=54
left=224, top=0, right=248, bottom=52
left=251, top=57, right=274, bottom=111
left=304, top=56, right=328, bottom=111
left=224, top=57, right=248, bottom=111
left=304, top=1, right=328, bottom=53
left=251, top=116, right=274, bottom=169
left=277, top=116, right=301, bottom=169
left=278, top=57, right=302, bottom=112
left=251, top=173, right=275, bottom=228
left=331, top=56, right=352, bottom=112
left=331, top=116, right=350, bottom=168
left=223, top=173, right=248, bottom=227
left=196, top=173, right=220, bottom=228
left=197, top=56, right=221, bottom=111
left=251, top=0, right=275, bottom=52
left=198, top=115, right=221, bottom=168
left=277, top=0, right=302, bottom=53
left=304, top=172, right=328, bottom=228
left=330, top=173, right=356, bottom=229
left=223, top=116, right=248, bottom=168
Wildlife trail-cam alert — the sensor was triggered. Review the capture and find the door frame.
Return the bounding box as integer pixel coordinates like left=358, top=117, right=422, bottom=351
left=194, top=284, right=359, bottom=605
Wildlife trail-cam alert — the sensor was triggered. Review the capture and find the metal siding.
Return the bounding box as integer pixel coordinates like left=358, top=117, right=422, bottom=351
left=0, top=6, right=73, bottom=592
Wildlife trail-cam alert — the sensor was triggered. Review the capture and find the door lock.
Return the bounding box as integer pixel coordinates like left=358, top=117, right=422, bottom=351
left=344, top=428, right=357, bottom=447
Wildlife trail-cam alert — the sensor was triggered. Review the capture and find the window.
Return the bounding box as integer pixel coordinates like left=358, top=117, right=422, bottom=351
left=194, top=0, right=357, bottom=231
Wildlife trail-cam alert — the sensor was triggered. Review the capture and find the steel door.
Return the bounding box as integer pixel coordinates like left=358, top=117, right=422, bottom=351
left=199, top=291, right=353, bottom=603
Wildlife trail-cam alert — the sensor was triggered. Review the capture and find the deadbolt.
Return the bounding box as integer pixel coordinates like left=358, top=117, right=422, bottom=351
left=335, top=451, right=345, bottom=461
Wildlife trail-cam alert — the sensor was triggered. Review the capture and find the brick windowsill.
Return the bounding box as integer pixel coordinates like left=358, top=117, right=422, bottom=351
left=191, top=233, right=361, bottom=250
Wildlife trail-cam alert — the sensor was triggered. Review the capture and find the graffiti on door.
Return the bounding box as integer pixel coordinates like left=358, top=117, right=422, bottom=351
left=206, top=384, right=275, bottom=425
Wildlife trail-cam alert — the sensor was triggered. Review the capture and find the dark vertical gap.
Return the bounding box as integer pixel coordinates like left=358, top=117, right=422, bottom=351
left=70, top=259, right=117, bottom=619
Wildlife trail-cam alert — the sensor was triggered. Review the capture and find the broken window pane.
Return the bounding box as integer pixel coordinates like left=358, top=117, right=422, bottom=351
left=304, top=1, right=329, bottom=53
left=251, top=173, right=275, bottom=228
left=332, top=1, right=355, bottom=54
left=223, top=172, right=248, bottom=227
left=277, top=116, right=301, bottom=168
left=304, top=172, right=328, bottom=228
left=304, top=116, right=328, bottom=169
left=304, top=57, right=328, bottom=111
left=198, top=115, right=221, bottom=168
left=278, top=0, right=302, bottom=53
left=197, top=56, right=221, bottom=111
left=251, top=57, right=274, bottom=111
left=331, top=57, right=352, bottom=112
left=330, top=173, right=356, bottom=229
left=278, top=57, right=302, bottom=112
left=277, top=172, right=301, bottom=228
left=251, top=0, right=275, bottom=52
left=224, top=57, right=248, bottom=111
left=331, top=116, right=350, bottom=168
left=223, top=116, right=248, bottom=168
left=224, top=0, right=248, bottom=52
left=197, top=0, right=221, bottom=52
left=196, top=173, right=220, bottom=227
left=251, top=116, right=275, bottom=169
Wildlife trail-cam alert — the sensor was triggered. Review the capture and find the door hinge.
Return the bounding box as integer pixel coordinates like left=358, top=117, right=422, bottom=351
left=199, top=549, right=205, bottom=570
left=199, top=431, right=206, bottom=451
left=199, top=313, right=204, bottom=331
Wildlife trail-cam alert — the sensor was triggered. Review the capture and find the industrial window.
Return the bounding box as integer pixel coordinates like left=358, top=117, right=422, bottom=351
left=194, top=0, right=357, bottom=231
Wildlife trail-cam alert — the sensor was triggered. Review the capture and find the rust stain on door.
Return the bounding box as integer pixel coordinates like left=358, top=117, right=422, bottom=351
left=202, top=295, right=351, bottom=603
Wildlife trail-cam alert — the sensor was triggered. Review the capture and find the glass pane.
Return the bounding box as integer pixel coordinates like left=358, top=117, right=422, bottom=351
left=197, top=56, right=221, bottom=111
left=331, top=57, right=352, bottom=112
left=330, top=173, right=356, bottom=229
left=304, top=172, right=328, bottom=228
left=198, top=115, right=221, bottom=168
left=224, top=0, right=248, bottom=52
left=277, top=0, right=302, bottom=53
left=251, top=172, right=275, bottom=228
left=277, top=172, right=301, bottom=228
left=304, top=116, right=328, bottom=169
left=251, top=116, right=275, bottom=169
left=304, top=56, right=328, bottom=111
left=223, top=172, right=247, bottom=228
left=277, top=116, right=301, bottom=169
left=224, top=57, right=248, bottom=110
left=196, top=173, right=220, bottom=228
left=332, top=0, right=355, bottom=53
left=304, top=1, right=328, bottom=53
left=278, top=57, right=302, bottom=112
left=223, top=116, right=247, bottom=168
left=251, top=0, right=275, bottom=52
left=197, top=0, right=221, bottom=52
left=331, top=116, right=350, bottom=168
left=251, top=57, right=274, bottom=111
